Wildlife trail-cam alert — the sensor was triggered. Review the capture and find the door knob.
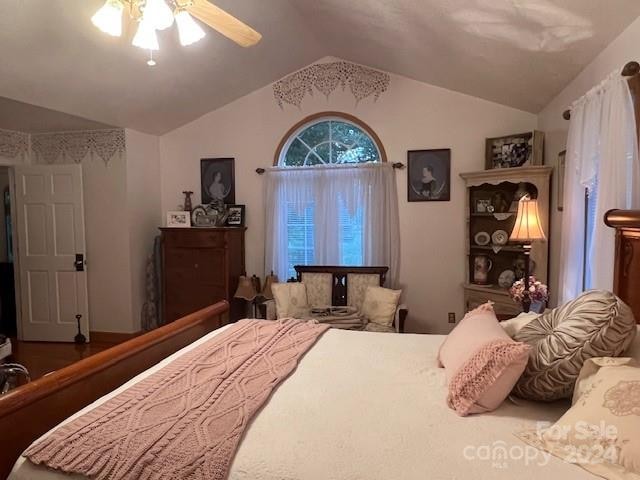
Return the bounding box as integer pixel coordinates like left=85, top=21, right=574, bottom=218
left=74, top=254, right=85, bottom=272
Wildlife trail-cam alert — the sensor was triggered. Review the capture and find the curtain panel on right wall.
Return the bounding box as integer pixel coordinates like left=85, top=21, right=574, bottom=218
left=559, top=69, right=640, bottom=304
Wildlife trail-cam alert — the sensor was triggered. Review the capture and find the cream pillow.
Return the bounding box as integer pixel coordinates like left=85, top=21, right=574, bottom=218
left=517, top=357, right=640, bottom=479
left=500, top=312, right=540, bottom=338
left=271, top=283, right=309, bottom=319
left=360, top=286, right=401, bottom=327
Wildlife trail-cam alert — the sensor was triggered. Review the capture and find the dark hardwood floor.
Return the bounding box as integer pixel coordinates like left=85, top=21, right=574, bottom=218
left=7, top=338, right=120, bottom=381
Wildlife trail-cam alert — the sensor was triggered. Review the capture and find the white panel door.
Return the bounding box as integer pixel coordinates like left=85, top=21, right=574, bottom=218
left=14, top=165, right=89, bottom=342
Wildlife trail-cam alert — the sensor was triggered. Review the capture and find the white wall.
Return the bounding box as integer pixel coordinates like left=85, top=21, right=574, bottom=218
left=159, top=58, right=537, bottom=333
left=82, top=152, right=134, bottom=332
left=537, top=16, right=640, bottom=306
left=125, top=129, right=161, bottom=330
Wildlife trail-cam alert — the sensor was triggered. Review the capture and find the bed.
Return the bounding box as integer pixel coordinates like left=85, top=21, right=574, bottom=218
left=2, top=209, right=640, bottom=479
left=13, top=324, right=640, bottom=480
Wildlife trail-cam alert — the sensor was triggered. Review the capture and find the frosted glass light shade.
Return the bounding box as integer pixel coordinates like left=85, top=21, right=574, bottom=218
left=132, top=19, right=160, bottom=51
left=91, top=0, right=124, bottom=37
left=175, top=10, right=206, bottom=46
left=510, top=198, right=546, bottom=242
left=143, top=0, right=174, bottom=31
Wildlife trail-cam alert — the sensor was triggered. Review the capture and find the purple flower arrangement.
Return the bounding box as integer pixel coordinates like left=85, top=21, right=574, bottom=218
left=509, top=276, right=549, bottom=304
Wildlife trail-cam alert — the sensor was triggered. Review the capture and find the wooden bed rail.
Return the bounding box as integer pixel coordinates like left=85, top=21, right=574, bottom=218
left=0, top=301, right=229, bottom=479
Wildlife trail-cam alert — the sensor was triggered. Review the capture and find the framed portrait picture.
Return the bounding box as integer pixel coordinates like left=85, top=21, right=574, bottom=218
left=166, top=211, right=191, bottom=228
left=485, top=131, right=544, bottom=169
left=201, top=158, right=235, bottom=204
left=407, top=149, right=451, bottom=202
left=226, top=204, right=245, bottom=227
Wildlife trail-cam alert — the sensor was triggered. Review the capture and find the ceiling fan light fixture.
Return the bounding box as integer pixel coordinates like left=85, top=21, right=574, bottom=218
left=175, top=10, right=206, bottom=46
left=142, top=0, right=174, bottom=31
left=132, top=19, right=160, bottom=51
left=91, top=0, right=124, bottom=37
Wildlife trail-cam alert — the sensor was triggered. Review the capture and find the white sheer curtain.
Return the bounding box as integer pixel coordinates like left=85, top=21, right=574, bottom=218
left=264, top=163, right=400, bottom=286
left=559, top=69, right=640, bottom=303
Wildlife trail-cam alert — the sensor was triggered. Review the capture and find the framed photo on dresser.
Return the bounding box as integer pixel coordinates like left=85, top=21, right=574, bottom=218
left=226, top=204, right=245, bottom=226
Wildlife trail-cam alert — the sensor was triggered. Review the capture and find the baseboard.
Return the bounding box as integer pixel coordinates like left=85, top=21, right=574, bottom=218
left=89, top=330, right=142, bottom=344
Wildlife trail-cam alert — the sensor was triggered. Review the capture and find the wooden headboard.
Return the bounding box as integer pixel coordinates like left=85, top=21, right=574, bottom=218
left=605, top=209, right=640, bottom=323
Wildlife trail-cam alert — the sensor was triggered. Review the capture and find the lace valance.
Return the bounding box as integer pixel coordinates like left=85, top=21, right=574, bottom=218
left=0, top=128, right=29, bottom=160
left=273, top=61, right=390, bottom=109
left=31, top=129, right=125, bottom=165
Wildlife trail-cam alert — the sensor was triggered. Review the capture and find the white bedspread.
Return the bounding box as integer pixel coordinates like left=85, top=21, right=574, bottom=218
left=11, top=325, right=609, bottom=480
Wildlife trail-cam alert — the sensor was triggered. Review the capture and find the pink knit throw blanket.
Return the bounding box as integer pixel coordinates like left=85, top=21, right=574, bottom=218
left=25, top=318, right=329, bottom=480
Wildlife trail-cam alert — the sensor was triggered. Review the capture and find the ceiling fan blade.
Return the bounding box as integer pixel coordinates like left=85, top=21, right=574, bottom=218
left=187, top=0, right=262, bottom=47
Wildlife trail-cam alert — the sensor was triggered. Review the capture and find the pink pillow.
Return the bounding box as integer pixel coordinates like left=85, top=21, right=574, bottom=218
left=438, top=303, right=531, bottom=416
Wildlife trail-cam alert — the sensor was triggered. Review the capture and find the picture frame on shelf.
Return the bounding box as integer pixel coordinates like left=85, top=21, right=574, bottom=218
left=407, top=149, right=451, bottom=202
left=485, top=131, right=544, bottom=169
left=476, top=199, right=492, bottom=213
left=226, top=204, right=246, bottom=227
left=166, top=211, right=191, bottom=228
left=201, top=158, right=235, bottom=204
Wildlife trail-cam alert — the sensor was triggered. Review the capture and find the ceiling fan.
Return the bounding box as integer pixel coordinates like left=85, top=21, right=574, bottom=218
left=91, top=0, right=262, bottom=65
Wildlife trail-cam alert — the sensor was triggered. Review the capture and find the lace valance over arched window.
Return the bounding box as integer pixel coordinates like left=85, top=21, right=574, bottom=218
left=273, top=61, right=390, bottom=109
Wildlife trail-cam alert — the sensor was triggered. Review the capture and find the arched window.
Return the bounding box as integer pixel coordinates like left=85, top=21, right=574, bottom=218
left=267, top=113, right=396, bottom=280
left=275, top=112, right=387, bottom=167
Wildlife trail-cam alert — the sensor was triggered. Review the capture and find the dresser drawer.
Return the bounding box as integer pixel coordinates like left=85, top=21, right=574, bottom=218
left=165, top=282, right=226, bottom=305
left=163, top=230, right=226, bottom=249
left=164, top=247, right=226, bottom=279
left=164, top=284, right=227, bottom=322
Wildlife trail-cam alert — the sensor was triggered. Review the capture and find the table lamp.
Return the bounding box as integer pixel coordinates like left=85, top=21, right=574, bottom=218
left=234, top=275, right=257, bottom=318
left=509, top=196, right=546, bottom=313
left=261, top=271, right=278, bottom=300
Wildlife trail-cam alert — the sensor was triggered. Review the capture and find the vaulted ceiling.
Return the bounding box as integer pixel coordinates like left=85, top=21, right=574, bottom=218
left=1, top=0, right=639, bottom=134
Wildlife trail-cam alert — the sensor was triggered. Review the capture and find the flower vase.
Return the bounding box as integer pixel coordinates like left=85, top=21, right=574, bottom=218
left=530, top=300, right=544, bottom=314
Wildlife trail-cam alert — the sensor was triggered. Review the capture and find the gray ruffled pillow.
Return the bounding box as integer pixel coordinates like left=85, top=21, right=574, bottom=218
left=512, top=290, right=636, bottom=401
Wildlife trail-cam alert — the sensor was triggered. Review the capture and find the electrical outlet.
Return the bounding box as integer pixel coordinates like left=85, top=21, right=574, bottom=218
left=448, top=312, right=456, bottom=323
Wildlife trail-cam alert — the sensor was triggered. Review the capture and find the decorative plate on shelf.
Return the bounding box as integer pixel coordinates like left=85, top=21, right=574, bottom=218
left=474, top=231, right=491, bottom=246
left=498, top=269, right=516, bottom=288
left=492, top=229, right=509, bottom=246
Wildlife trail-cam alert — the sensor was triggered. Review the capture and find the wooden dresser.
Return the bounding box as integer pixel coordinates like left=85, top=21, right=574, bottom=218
left=160, top=227, right=246, bottom=324
left=605, top=210, right=640, bottom=323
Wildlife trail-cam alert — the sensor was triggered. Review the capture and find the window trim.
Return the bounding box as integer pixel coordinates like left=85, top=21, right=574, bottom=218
left=273, top=111, right=388, bottom=166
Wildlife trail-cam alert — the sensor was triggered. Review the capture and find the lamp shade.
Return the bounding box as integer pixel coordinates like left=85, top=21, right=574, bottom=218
left=175, top=10, right=206, bottom=46
left=261, top=272, right=279, bottom=300
left=142, top=0, right=174, bottom=31
left=510, top=197, right=546, bottom=242
left=234, top=275, right=257, bottom=301
left=91, top=0, right=124, bottom=37
left=132, top=18, right=160, bottom=50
